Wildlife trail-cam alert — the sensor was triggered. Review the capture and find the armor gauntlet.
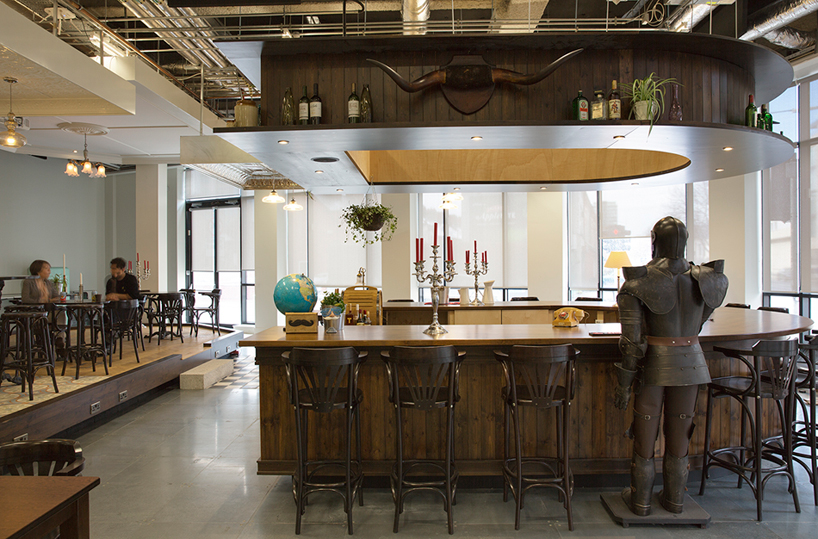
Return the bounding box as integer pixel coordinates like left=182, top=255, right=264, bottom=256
left=615, top=292, right=647, bottom=410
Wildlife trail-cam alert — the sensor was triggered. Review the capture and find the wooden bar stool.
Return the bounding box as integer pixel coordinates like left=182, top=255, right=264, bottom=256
left=380, top=345, right=465, bottom=534
left=0, top=311, right=59, bottom=400
left=282, top=347, right=367, bottom=535
left=494, top=344, right=578, bottom=530
left=793, top=340, right=818, bottom=505
left=699, top=339, right=801, bottom=521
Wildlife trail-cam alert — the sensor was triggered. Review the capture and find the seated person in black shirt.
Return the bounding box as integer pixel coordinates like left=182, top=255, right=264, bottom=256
left=106, top=257, right=140, bottom=300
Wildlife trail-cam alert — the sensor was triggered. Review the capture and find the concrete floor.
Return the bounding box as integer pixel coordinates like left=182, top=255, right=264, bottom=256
left=77, top=383, right=818, bottom=538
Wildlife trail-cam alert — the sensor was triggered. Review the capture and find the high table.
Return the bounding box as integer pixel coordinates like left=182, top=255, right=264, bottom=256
left=0, top=476, right=99, bottom=539
left=241, top=308, right=813, bottom=477
left=51, top=301, right=108, bottom=379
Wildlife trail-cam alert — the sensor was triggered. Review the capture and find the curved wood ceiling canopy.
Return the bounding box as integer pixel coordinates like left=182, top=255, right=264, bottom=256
left=216, top=32, right=795, bottom=192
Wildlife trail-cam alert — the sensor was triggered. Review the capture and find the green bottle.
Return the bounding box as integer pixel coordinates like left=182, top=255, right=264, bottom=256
left=360, top=84, right=373, bottom=123
left=761, top=104, right=773, bottom=132
left=745, top=94, right=757, bottom=128
left=572, top=90, right=589, bottom=121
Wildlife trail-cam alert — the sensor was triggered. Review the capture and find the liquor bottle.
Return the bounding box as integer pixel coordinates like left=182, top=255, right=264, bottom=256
left=61, top=274, right=67, bottom=293
left=309, top=83, right=322, bottom=125
left=356, top=304, right=364, bottom=325
left=572, top=90, right=589, bottom=121
left=360, top=84, right=372, bottom=123
left=761, top=104, right=773, bottom=132
left=608, top=80, right=621, bottom=120
left=363, top=310, right=371, bottom=325
left=298, top=85, right=309, bottom=125
left=348, top=83, right=360, bottom=123
left=281, top=87, right=295, bottom=125
left=591, top=90, right=608, bottom=120
left=345, top=305, right=354, bottom=326
left=745, top=94, right=757, bottom=128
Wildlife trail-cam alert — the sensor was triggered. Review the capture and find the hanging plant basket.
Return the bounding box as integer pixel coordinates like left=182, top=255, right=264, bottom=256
left=340, top=199, right=398, bottom=245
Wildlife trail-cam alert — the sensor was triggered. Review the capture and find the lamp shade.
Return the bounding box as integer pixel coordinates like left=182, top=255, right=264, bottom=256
left=604, top=251, right=632, bottom=269
left=283, top=198, right=303, bottom=211
left=262, top=190, right=286, bottom=204
left=1, top=115, right=26, bottom=148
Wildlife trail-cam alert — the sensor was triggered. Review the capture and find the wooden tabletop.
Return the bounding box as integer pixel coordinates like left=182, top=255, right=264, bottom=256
left=381, top=300, right=618, bottom=311
left=241, top=307, right=814, bottom=348
left=0, top=476, right=100, bottom=539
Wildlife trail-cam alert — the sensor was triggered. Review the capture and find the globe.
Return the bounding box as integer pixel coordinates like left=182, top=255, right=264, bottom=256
left=273, top=274, right=317, bottom=315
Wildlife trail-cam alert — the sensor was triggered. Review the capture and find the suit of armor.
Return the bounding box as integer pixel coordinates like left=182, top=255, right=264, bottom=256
left=615, top=217, right=728, bottom=516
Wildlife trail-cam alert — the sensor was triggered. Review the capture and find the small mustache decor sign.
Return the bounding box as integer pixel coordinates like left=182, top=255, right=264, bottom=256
left=285, top=312, right=319, bottom=334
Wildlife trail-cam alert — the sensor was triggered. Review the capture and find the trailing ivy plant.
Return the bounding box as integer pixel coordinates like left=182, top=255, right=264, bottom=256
left=340, top=201, right=398, bottom=245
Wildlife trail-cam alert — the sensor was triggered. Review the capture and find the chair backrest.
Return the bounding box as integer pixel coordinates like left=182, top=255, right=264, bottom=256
left=575, top=296, right=602, bottom=302
left=344, top=285, right=382, bottom=325
left=754, top=339, right=799, bottom=400
left=495, top=344, right=579, bottom=407
left=179, top=288, right=196, bottom=310
left=381, top=346, right=464, bottom=410
left=0, top=439, right=84, bottom=476
left=208, top=289, right=222, bottom=308
left=511, top=296, right=539, bottom=301
left=106, top=299, right=139, bottom=327
left=725, top=303, right=751, bottom=309
left=757, top=306, right=789, bottom=314
left=283, top=347, right=367, bottom=413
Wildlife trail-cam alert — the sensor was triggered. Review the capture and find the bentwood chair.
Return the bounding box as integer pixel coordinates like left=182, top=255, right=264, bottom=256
left=792, top=340, right=818, bottom=505
left=105, top=299, right=141, bottom=365
left=191, top=288, right=222, bottom=337
left=380, top=345, right=465, bottom=534
left=0, top=439, right=84, bottom=477
left=699, top=339, right=801, bottom=521
left=0, top=310, right=59, bottom=400
left=283, top=347, right=367, bottom=535
left=494, top=344, right=578, bottom=530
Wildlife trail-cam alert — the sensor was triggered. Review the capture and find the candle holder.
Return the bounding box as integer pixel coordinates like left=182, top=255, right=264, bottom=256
left=465, top=252, right=489, bottom=306
left=414, top=244, right=456, bottom=335
left=134, top=266, right=151, bottom=290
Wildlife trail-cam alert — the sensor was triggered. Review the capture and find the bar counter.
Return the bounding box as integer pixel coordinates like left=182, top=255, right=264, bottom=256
left=241, top=308, right=813, bottom=476
left=382, top=300, right=619, bottom=325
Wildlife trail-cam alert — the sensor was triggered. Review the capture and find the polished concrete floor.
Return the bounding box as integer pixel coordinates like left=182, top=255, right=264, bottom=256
left=78, top=382, right=818, bottom=538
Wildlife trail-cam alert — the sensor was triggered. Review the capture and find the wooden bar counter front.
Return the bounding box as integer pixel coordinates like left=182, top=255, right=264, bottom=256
left=241, top=308, right=812, bottom=477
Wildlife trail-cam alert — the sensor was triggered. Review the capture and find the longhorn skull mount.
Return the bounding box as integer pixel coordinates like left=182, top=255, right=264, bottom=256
left=367, top=48, right=583, bottom=115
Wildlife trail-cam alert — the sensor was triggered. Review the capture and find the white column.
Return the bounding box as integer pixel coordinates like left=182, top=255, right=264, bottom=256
left=255, top=191, right=287, bottom=330
left=709, top=172, right=762, bottom=306
left=135, top=164, right=167, bottom=292
left=381, top=193, right=417, bottom=301
left=527, top=191, right=567, bottom=302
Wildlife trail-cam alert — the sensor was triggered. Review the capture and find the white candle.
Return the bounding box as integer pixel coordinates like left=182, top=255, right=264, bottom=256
left=80, top=272, right=83, bottom=286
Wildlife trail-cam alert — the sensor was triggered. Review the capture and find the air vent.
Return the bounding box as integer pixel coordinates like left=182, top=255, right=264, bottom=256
left=311, top=157, right=340, bottom=163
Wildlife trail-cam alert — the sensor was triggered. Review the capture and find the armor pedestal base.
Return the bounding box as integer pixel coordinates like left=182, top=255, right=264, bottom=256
left=600, top=492, right=710, bottom=529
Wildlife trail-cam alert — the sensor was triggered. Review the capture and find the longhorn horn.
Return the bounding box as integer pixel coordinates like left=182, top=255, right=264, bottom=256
left=367, top=58, right=446, bottom=93
left=492, top=48, right=584, bottom=85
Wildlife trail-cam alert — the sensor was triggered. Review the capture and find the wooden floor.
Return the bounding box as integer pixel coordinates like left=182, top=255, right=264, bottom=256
left=0, top=325, right=243, bottom=443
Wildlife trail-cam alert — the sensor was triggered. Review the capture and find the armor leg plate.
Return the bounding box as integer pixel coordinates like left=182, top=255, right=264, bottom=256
left=621, top=453, right=655, bottom=516
left=659, top=453, right=689, bottom=513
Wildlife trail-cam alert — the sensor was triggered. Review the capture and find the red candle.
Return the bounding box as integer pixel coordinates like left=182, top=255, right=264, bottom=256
left=447, top=236, right=452, bottom=261
left=136, top=252, right=139, bottom=262
left=466, top=250, right=469, bottom=264
left=128, top=261, right=132, bottom=271
left=420, top=238, right=424, bottom=261
left=474, top=240, right=477, bottom=254
left=415, top=238, right=419, bottom=262
left=434, top=222, right=438, bottom=246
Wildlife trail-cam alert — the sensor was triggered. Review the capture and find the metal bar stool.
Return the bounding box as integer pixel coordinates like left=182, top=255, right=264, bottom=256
left=793, top=340, right=818, bottom=505
left=698, top=339, right=801, bottom=520
left=55, top=303, right=108, bottom=380
left=0, top=310, right=58, bottom=400
left=494, top=344, right=578, bottom=530
left=283, top=347, right=367, bottom=535
left=380, top=345, right=465, bottom=534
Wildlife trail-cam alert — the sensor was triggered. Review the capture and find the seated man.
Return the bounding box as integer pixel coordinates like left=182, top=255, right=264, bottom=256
left=105, top=257, right=139, bottom=301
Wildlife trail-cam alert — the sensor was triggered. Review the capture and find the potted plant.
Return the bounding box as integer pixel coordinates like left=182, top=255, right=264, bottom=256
left=340, top=200, right=398, bottom=245
left=320, top=290, right=345, bottom=315
left=622, top=73, right=678, bottom=133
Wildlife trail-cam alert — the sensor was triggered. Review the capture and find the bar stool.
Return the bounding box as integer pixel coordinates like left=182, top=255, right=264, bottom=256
left=55, top=303, right=108, bottom=379
left=699, top=339, right=801, bottom=521
left=494, top=344, right=578, bottom=530
left=793, top=340, right=817, bottom=505
left=380, top=345, right=465, bottom=534
left=282, top=347, right=367, bottom=535
left=0, top=310, right=59, bottom=400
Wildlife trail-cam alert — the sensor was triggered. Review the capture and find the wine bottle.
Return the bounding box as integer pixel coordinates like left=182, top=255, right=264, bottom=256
left=572, top=90, right=589, bottom=121
left=309, top=83, right=322, bottom=125
left=281, top=87, right=295, bottom=125
left=360, top=84, right=372, bottom=123
left=348, top=83, right=360, bottom=123
left=761, top=104, right=773, bottom=132
left=608, top=80, right=621, bottom=120
left=745, top=94, right=757, bottom=128
left=298, top=85, right=309, bottom=125
left=591, top=90, right=608, bottom=120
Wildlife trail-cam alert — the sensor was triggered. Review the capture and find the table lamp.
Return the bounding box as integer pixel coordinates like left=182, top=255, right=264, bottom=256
left=604, top=251, right=632, bottom=291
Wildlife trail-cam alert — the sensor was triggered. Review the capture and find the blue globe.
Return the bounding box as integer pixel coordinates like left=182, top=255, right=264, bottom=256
left=273, top=274, right=317, bottom=315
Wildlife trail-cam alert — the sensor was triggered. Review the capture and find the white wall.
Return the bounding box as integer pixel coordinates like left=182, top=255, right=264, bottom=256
left=0, top=150, right=107, bottom=299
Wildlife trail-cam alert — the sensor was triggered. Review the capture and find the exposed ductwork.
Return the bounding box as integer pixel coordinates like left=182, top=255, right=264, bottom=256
left=402, top=0, right=429, bottom=35
left=763, top=26, right=816, bottom=49
left=741, top=0, right=818, bottom=43
left=667, top=2, right=715, bottom=33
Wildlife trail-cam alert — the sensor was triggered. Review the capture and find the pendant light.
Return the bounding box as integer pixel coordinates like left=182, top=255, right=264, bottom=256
left=0, top=77, right=26, bottom=148
left=66, top=133, right=106, bottom=178
left=262, top=182, right=286, bottom=204
left=283, top=197, right=303, bottom=211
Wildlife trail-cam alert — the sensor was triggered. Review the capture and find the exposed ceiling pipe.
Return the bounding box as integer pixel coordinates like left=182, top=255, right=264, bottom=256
left=740, top=0, right=818, bottom=43
left=763, top=26, right=816, bottom=49
left=402, top=0, right=429, bottom=36
left=666, top=2, right=715, bottom=33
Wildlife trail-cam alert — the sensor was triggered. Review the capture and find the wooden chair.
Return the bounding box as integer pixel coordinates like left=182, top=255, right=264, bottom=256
left=344, top=286, right=382, bottom=325
left=0, top=439, right=84, bottom=476
left=105, top=299, right=141, bottom=365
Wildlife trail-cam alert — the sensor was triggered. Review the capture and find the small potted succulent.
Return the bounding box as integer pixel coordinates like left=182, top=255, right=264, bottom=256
left=340, top=200, right=398, bottom=245
left=622, top=73, right=678, bottom=134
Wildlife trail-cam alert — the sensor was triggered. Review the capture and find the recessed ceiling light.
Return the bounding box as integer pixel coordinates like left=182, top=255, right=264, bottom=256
left=73, top=150, right=77, bottom=153
left=315, top=170, right=324, bottom=174
left=336, top=188, right=344, bottom=192
left=631, top=182, right=639, bottom=186
left=613, top=135, right=625, bottom=140
left=723, top=146, right=733, bottom=151
left=471, top=136, right=482, bottom=141
left=540, top=186, right=547, bottom=190
left=715, top=168, right=725, bottom=172
left=277, top=140, right=289, bottom=145
left=453, top=187, right=460, bottom=191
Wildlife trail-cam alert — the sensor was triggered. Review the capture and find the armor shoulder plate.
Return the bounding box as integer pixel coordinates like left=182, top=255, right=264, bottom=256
left=619, top=265, right=677, bottom=314
left=691, top=260, right=729, bottom=309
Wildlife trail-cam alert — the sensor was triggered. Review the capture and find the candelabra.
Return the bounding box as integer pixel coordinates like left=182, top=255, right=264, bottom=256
left=134, top=266, right=151, bottom=290
left=465, top=253, right=489, bottom=306
left=413, top=244, right=457, bottom=335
